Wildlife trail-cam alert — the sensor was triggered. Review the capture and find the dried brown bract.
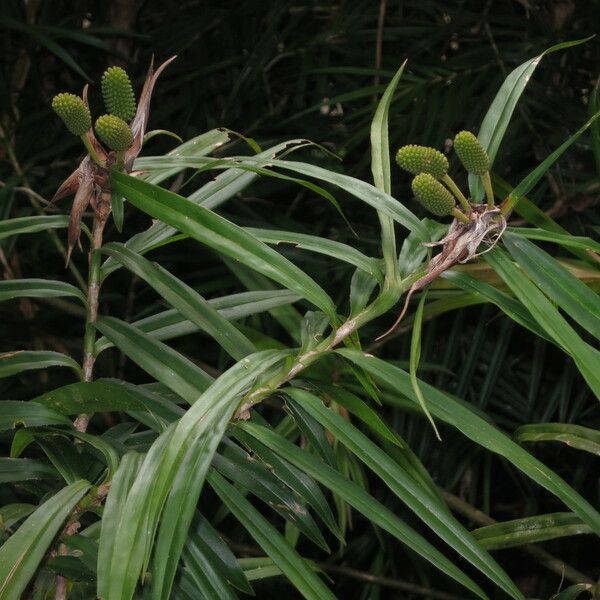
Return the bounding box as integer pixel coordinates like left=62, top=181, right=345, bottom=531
left=49, top=56, right=176, bottom=262
left=377, top=204, right=506, bottom=340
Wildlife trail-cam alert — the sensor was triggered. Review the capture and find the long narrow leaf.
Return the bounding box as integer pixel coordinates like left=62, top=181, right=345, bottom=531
left=237, top=421, right=488, bottom=600
left=101, top=243, right=256, bottom=360
left=0, top=279, right=85, bottom=304
left=0, top=351, right=81, bottom=379
left=284, top=388, right=523, bottom=599
left=0, top=480, right=90, bottom=600
left=337, top=349, right=600, bottom=538
left=111, top=171, right=337, bottom=320
left=208, top=471, right=336, bottom=600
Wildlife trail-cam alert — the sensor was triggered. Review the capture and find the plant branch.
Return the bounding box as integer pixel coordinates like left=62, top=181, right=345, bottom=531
left=74, top=212, right=108, bottom=432
left=236, top=279, right=403, bottom=418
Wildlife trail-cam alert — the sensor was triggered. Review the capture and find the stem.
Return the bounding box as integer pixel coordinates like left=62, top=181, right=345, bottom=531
left=451, top=207, right=471, bottom=224
left=80, top=134, right=104, bottom=166
left=74, top=217, right=106, bottom=432
left=482, top=171, right=495, bottom=209
left=442, top=174, right=471, bottom=213
left=236, top=280, right=402, bottom=419
left=378, top=213, right=400, bottom=288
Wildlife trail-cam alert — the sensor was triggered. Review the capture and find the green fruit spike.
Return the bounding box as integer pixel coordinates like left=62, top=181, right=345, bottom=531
left=411, top=173, right=469, bottom=223
left=453, top=131, right=490, bottom=175
left=95, top=114, right=133, bottom=151
left=101, top=66, right=136, bottom=122
left=395, top=145, right=448, bottom=179
left=52, top=93, right=92, bottom=136
left=453, top=131, right=495, bottom=209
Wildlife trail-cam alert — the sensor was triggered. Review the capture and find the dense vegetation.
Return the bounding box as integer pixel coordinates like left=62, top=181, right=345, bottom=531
left=1, top=2, right=599, bottom=599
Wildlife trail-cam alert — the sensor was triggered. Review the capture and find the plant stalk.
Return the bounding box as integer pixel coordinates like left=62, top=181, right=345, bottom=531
left=235, top=277, right=404, bottom=418
left=442, top=174, right=471, bottom=213
left=482, top=171, right=495, bottom=209
left=74, top=215, right=107, bottom=432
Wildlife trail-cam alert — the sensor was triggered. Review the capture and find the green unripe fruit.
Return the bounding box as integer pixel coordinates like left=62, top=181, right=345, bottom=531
left=396, top=144, right=448, bottom=179
left=52, top=93, right=91, bottom=136
left=411, top=173, right=456, bottom=217
left=95, top=114, right=133, bottom=151
left=453, top=131, right=490, bottom=175
left=101, top=66, right=136, bottom=122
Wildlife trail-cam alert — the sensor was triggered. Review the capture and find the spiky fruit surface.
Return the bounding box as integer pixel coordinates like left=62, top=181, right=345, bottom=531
left=453, top=131, right=490, bottom=175
left=101, top=67, right=136, bottom=122
left=395, top=144, right=449, bottom=179
left=95, top=114, right=133, bottom=151
left=52, top=93, right=91, bottom=136
left=411, top=173, right=455, bottom=217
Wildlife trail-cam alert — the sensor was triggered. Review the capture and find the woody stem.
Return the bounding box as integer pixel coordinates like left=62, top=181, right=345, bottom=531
left=74, top=215, right=106, bottom=432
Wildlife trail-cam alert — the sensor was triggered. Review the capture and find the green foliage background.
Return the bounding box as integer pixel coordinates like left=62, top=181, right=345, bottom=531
left=1, top=1, right=599, bottom=599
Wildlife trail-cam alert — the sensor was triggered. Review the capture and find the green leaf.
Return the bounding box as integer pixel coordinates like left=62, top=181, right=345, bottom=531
left=0, top=480, right=90, bottom=600
left=320, top=385, right=402, bottom=448
left=246, top=227, right=382, bottom=282
left=0, top=351, right=81, bottom=379
left=508, top=227, right=600, bottom=255
left=472, top=512, right=591, bottom=550
left=138, top=130, right=231, bottom=186
left=112, top=192, right=125, bottom=232
left=503, top=232, right=600, bottom=340
left=34, top=379, right=150, bottom=414
left=208, top=470, right=336, bottom=600
left=336, top=349, right=600, bottom=540
left=470, top=37, right=593, bottom=200
left=0, top=457, right=58, bottom=482
left=95, top=290, right=301, bottom=353
left=102, top=242, right=256, bottom=360
left=97, top=452, right=145, bottom=600
left=237, top=421, right=487, bottom=600
left=183, top=512, right=253, bottom=595
left=98, top=350, right=287, bottom=600
left=0, top=279, right=85, bottom=303
left=95, top=317, right=213, bottom=404
left=104, top=139, right=301, bottom=279
left=551, top=583, right=595, bottom=600
left=232, top=425, right=342, bottom=542
left=231, top=156, right=427, bottom=241
left=484, top=247, right=600, bottom=399
left=371, top=61, right=406, bottom=195
left=0, top=400, right=72, bottom=431
left=409, top=288, right=439, bottom=439
left=284, top=387, right=522, bottom=599
left=0, top=215, right=69, bottom=241
left=440, top=270, right=551, bottom=342
left=110, top=171, right=337, bottom=321
left=214, top=444, right=329, bottom=551
left=370, top=62, right=406, bottom=281
left=0, top=504, right=36, bottom=533
left=515, top=423, right=600, bottom=456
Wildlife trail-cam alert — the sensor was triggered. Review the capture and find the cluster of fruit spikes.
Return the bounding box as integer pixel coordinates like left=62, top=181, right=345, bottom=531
left=52, top=66, right=136, bottom=159
left=395, top=131, right=494, bottom=223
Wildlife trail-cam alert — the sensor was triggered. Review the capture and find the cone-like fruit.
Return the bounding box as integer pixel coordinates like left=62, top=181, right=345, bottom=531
left=453, top=131, right=489, bottom=175
left=411, top=173, right=456, bottom=217
left=396, top=144, right=448, bottom=179
left=95, top=114, right=133, bottom=151
left=52, top=93, right=91, bottom=136
left=101, top=66, right=136, bottom=122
